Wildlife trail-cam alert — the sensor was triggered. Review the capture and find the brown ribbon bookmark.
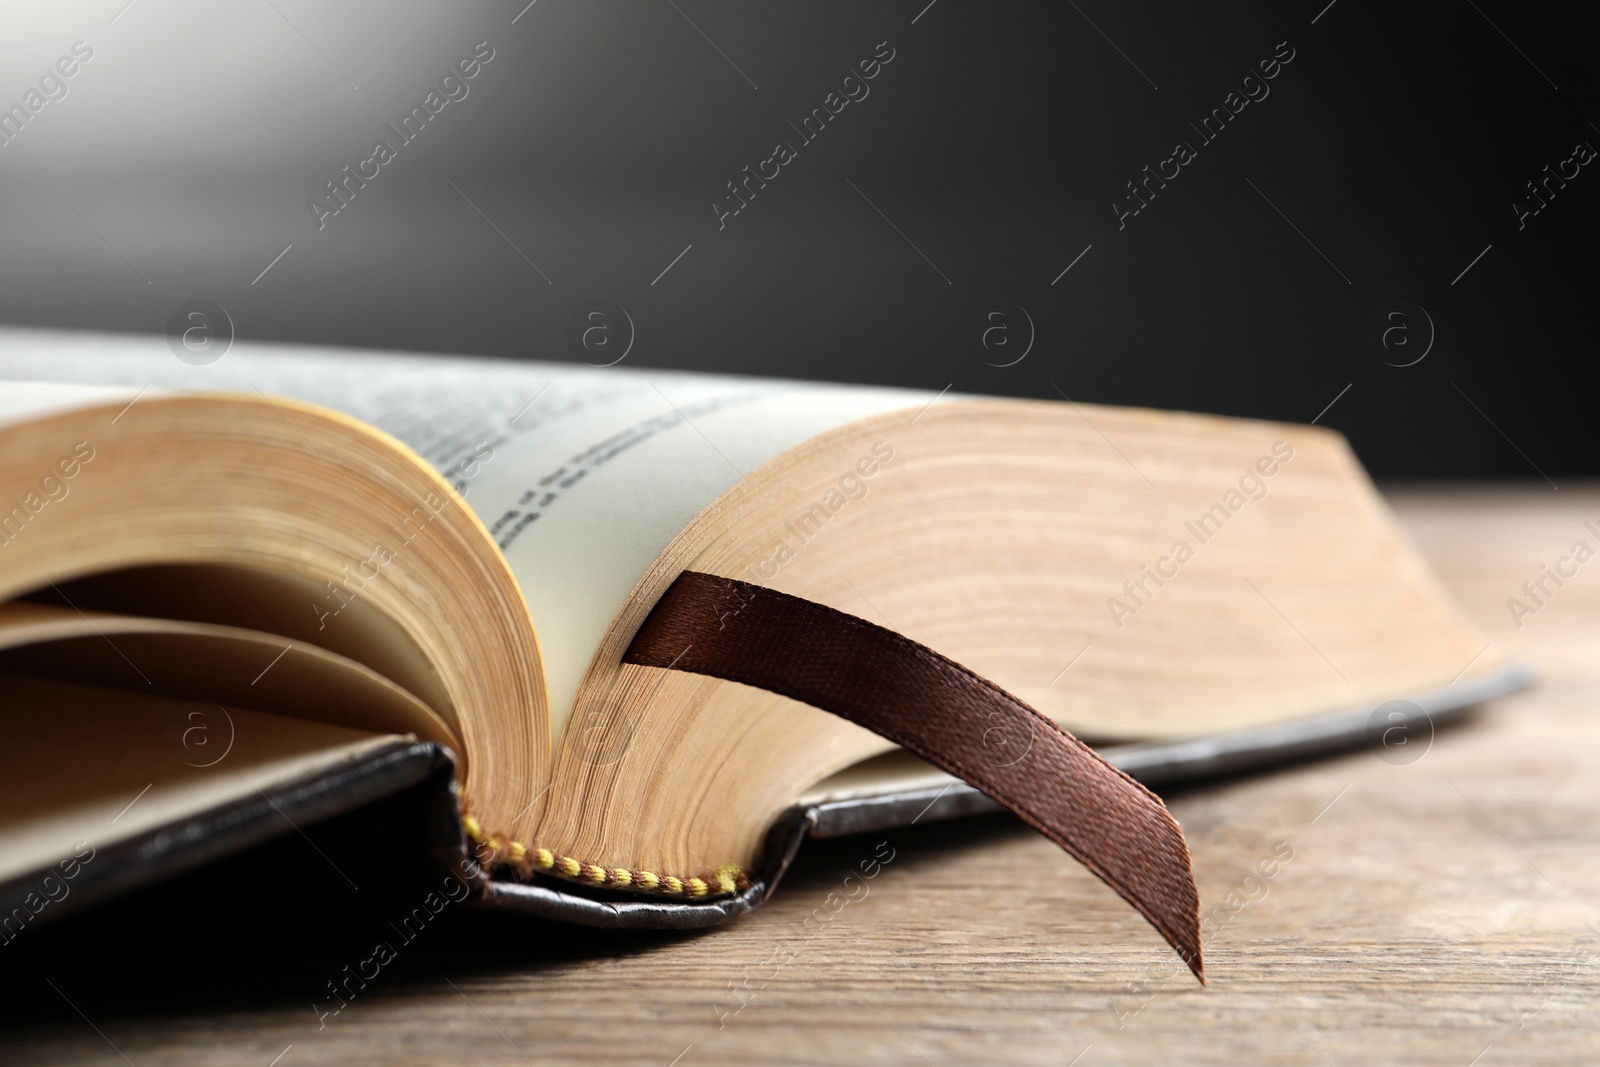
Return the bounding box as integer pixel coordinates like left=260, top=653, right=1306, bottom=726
left=623, top=571, right=1204, bottom=981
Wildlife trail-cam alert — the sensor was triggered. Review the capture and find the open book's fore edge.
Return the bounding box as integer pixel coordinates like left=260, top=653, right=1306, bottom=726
left=0, top=662, right=1533, bottom=939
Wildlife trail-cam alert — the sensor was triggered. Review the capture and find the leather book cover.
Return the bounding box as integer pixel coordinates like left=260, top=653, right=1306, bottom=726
left=0, top=660, right=1527, bottom=943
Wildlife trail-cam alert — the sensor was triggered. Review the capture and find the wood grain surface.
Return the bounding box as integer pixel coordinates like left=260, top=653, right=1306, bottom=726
left=4, top=486, right=1597, bottom=1066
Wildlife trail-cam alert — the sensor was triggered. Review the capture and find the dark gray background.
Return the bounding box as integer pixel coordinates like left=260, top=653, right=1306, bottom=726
left=0, top=0, right=1593, bottom=478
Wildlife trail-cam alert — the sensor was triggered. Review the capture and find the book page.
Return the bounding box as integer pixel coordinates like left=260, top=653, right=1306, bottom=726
left=0, top=381, right=140, bottom=428
left=0, top=328, right=925, bottom=734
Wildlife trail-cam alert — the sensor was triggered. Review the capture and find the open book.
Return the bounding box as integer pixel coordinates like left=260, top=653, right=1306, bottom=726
left=0, top=329, right=1524, bottom=968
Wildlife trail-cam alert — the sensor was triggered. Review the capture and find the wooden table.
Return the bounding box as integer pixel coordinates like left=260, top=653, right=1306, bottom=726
left=5, top=486, right=1598, bottom=1065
